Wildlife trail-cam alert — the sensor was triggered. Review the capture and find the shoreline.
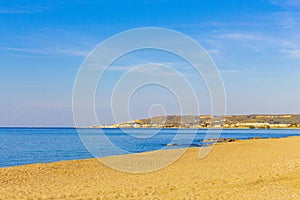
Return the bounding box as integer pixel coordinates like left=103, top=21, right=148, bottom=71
left=1, top=136, right=300, bottom=199
left=0, top=135, right=300, bottom=169
left=2, top=127, right=300, bottom=130
left=88, top=127, right=300, bottom=130
left=1, top=135, right=299, bottom=169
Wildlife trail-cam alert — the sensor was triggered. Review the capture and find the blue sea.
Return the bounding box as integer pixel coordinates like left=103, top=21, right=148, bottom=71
left=1, top=128, right=300, bottom=168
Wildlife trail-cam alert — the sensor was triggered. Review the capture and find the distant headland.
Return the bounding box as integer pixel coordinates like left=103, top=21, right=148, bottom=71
left=90, top=114, right=300, bottom=129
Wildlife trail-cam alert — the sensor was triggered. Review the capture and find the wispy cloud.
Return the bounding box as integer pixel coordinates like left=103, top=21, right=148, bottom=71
left=133, top=64, right=185, bottom=77
left=0, top=47, right=46, bottom=54
left=30, top=102, right=71, bottom=109
left=215, top=33, right=264, bottom=41
left=103, top=63, right=192, bottom=78
left=104, top=65, right=133, bottom=72
left=0, top=28, right=94, bottom=57
left=270, top=0, right=300, bottom=8
left=55, top=49, right=89, bottom=57
left=211, top=29, right=300, bottom=59
left=277, top=39, right=300, bottom=59
left=0, top=4, right=48, bottom=14
left=220, top=69, right=239, bottom=74
left=207, top=49, right=220, bottom=55
left=207, top=32, right=272, bottom=57
left=281, top=48, right=300, bottom=59
left=269, top=0, right=300, bottom=29
left=0, top=46, right=89, bottom=57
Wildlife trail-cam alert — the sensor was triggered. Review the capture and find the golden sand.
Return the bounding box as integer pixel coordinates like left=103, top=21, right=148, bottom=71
left=1, top=137, right=300, bottom=199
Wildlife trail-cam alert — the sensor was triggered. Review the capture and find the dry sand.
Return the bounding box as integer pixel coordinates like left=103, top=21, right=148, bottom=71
left=1, top=137, right=300, bottom=199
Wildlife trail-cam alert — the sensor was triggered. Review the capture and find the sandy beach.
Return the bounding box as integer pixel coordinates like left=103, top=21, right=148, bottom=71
left=1, top=137, right=300, bottom=199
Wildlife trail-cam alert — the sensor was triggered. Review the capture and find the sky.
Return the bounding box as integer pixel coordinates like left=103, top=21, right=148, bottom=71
left=1, top=0, right=300, bottom=126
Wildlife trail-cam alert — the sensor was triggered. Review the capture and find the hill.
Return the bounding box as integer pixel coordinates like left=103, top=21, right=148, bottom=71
left=96, top=114, right=300, bottom=129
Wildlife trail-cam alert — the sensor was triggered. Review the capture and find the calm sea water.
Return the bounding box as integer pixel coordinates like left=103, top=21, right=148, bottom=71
left=1, top=128, right=300, bottom=168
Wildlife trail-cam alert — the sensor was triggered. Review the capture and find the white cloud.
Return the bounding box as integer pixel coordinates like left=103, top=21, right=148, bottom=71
left=270, top=0, right=300, bottom=8
left=220, top=69, right=239, bottom=74
left=56, top=49, right=89, bottom=57
left=270, top=0, right=300, bottom=29
left=278, top=39, right=300, bottom=59
left=282, top=48, right=300, bottom=59
left=105, top=65, right=133, bottom=72
left=207, top=49, right=220, bottom=55
left=30, top=102, right=71, bottom=109
left=0, top=47, right=46, bottom=54
left=212, top=29, right=300, bottom=59
left=0, top=46, right=89, bottom=57
left=0, top=4, right=48, bottom=14
left=106, top=63, right=190, bottom=78
left=215, top=33, right=264, bottom=41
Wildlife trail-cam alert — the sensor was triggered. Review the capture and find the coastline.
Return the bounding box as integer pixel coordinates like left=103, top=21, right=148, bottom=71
left=87, top=127, right=300, bottom=130
left=1, top=136, right=300, bottom=199
left=2, top=126, right=300, bottom=130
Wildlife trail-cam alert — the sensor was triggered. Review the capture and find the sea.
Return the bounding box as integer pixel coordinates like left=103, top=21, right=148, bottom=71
left=1, top=128, right=300, bottom=168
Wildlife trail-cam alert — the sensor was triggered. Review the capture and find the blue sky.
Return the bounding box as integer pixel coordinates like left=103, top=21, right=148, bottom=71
left=1, top=0, right=300, bottom=126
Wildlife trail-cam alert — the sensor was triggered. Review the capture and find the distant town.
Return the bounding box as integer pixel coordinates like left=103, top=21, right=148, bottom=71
left=90, top=114, right=300, bottom=129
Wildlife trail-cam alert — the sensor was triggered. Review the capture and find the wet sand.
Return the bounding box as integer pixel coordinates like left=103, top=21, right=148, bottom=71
left=1, top=137, right=300, bottom=199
